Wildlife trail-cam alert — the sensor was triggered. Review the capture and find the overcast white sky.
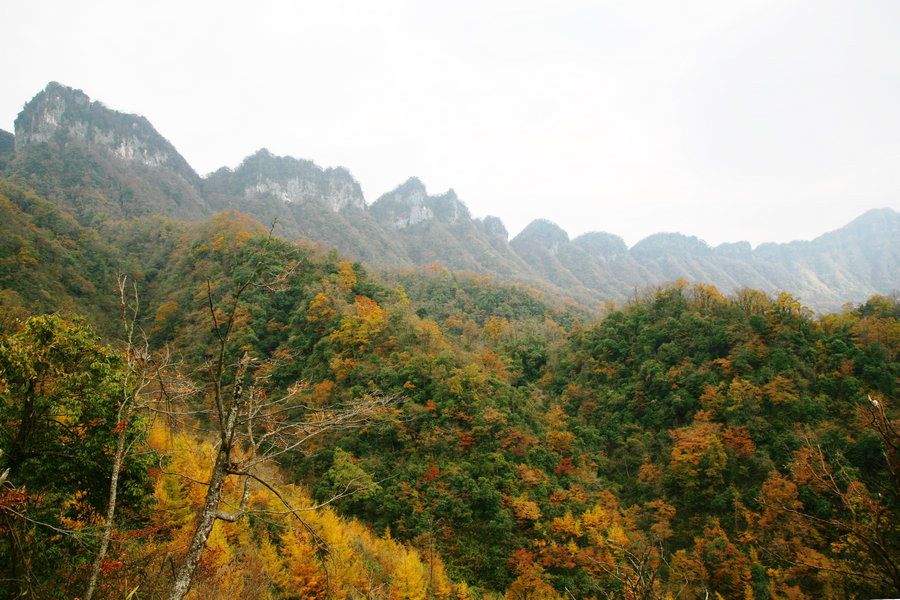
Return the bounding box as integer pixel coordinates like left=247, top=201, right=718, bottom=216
left=4, top=1, right=900, bottom=247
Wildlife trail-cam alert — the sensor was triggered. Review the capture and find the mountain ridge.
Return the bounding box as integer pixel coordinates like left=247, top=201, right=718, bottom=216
left=5, top=82, right=898, bottom=312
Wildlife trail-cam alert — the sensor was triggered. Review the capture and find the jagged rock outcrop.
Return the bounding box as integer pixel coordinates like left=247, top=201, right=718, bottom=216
left=15, top=82, right=197, bottom=178
left=369, top=179, right=533, bottom=276
left=369, top=178, right=434, bottom=228
left=715, top=241, right=753, bottom=257
left=9, top=82, right=207, bottom=222
left=510, top=220, right=578, bottom=287
left=205, top=149, right=406, bottom=265
left=512, top=220, right=569, bottom=254
left=369, top=178, right=471, bottom=228
left=768, top=208, right=900, bottom=308
left=631, top=233, right=712, bottom=261
left=209, top=149, right=366, bottom=213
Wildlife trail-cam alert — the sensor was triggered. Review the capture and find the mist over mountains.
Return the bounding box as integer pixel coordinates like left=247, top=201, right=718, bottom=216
left=4, top=82, right=898, bottom=312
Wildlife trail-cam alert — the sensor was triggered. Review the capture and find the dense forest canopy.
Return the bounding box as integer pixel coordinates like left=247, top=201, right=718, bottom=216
left=0, top=200, right=896, bottom=599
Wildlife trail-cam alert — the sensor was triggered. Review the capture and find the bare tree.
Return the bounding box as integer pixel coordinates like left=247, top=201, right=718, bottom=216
left=165, top=233, right=397, bottom=600
left=84, top=276, right=195, bottom=600
left=758, top=394, right=900, bottom=595
left=583, top=536, right=680, bottom=600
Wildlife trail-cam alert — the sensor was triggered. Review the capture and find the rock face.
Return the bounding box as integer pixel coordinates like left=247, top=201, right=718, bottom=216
left=369, top=178, right=471, bottom=228
left=203, top=149, right=405, bottom=265
left=370, top=178, right=433, bottom=228
left=15, top=82, right=196, bottom=178
left=14, top=82, right=87, bottom=149
left=369, top=178, right=532, bottom=276
left=228, top=149, right=366, bottom=213
left=511, top=221, right=651, bottom=295
left=10, top=82, right=207, bottom=222
left=631, top=233, right=712, bottom=261
left=4, top=81, right=899, bottom=312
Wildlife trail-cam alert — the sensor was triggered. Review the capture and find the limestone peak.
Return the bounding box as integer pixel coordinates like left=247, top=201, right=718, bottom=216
left=14, top=82, right=197, bottom=180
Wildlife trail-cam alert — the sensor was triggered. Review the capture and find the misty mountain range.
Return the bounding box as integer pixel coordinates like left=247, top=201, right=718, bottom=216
left=3, top=82, right=898, bottom=312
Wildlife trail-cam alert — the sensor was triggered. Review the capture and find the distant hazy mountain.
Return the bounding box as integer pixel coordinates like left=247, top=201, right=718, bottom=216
left=511, top=212, right=900, bottom=311
left=368, top=177, right=535, bottom=277
left=5, top=82, right=898, bottom=312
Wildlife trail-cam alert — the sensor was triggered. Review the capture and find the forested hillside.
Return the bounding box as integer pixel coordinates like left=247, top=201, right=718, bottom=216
left=0, top=199, right=898, bottom=598
left=0, top=82, right=898, bottom=600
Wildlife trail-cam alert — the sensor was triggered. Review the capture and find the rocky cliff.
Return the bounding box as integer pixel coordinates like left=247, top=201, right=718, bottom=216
left=204, top=149, right=408, bottom=265
left=10, top=82, right=207, bottom=222
left=367, top=178, right=531, bottom=276
left=15, top=83, right=195, bottom=176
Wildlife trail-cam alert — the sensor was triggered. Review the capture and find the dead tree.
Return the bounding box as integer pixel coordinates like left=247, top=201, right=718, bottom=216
left=84, top=276, right=196, bottom=600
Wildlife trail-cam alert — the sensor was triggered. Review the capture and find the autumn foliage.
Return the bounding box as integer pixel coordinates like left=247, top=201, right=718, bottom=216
left=1, top=212, right=898, bottom=599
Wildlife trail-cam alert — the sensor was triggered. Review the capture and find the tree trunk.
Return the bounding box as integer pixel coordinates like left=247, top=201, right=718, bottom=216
left=166, top=366, right=244, bottom=600
left=83, top=422, right=127, bottom=600
left=165, top=442, right=232, bottom=600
